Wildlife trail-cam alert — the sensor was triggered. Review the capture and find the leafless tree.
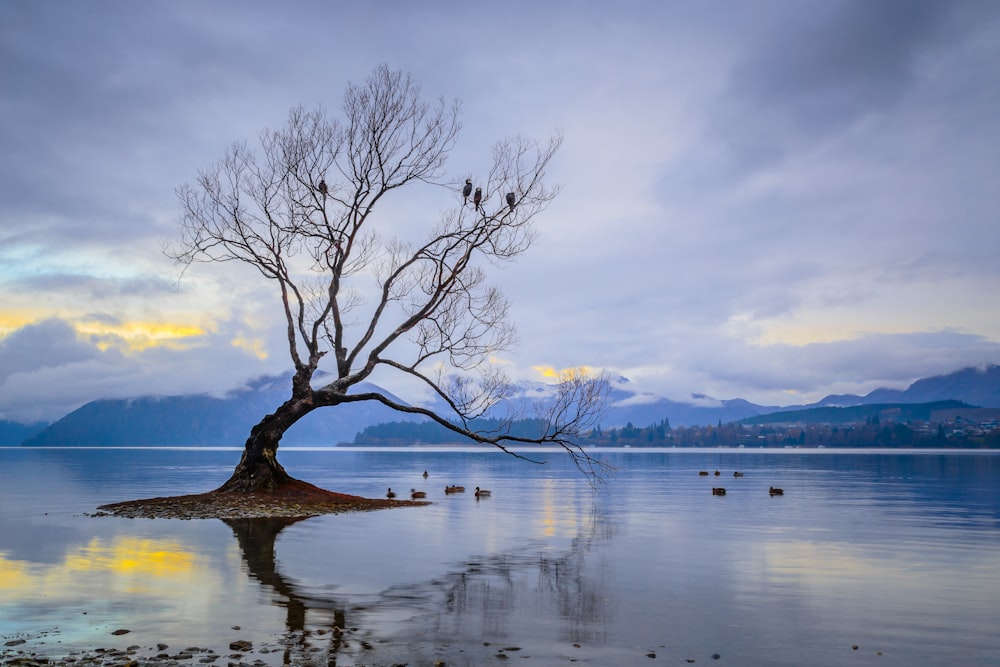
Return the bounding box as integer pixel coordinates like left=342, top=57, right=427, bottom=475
left=170, top=65, right=610, bottom=493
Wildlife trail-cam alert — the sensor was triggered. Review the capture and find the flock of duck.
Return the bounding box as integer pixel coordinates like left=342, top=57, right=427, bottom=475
left=386, top=470, right=491, bottom=501
left=386, top=469, right=782, bottom=501
left=699, top=470, right=784, bottom=497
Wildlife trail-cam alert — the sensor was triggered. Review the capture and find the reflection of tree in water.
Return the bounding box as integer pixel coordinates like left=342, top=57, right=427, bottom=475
left=224, top=505, right=618, bottom=665
left=433, top=534, right=612, bottom=644
left=391, top=504, right=619, bottom=658
left=224, top=518, right=370, bottom=665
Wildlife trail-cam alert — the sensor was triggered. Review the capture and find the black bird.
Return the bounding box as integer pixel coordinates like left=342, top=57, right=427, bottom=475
left=505, top=192, right=516, bottom=212
left=712, top=487, right=726, bottom=496
left=318, top=179, right=328, bottom=199
left=463, top=179, right=473, bottom=204
left=386, top=488, right=396, bottom=499
left=473, top=187, right=483, bottom=211
left=769, top=486, right=784, bottom=496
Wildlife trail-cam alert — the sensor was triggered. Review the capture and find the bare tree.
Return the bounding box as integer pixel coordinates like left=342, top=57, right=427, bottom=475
left=170, top=65, right=609, bottom=494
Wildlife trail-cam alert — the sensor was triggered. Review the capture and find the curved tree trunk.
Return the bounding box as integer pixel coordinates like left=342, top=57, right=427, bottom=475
left=216, top=393, right=318, bottom=493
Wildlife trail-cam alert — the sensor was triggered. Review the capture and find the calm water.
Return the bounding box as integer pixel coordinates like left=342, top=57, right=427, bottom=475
left=1, top=447, right=999, bottom=666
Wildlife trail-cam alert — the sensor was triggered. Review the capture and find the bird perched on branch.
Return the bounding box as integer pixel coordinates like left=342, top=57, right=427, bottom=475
left=462, top=179, right=473, bottom=204
left=505, top=192, right=515, bottom=212
left=473, top=187, right=482, bottom=212
left=318, top=179, right=328, bottom=199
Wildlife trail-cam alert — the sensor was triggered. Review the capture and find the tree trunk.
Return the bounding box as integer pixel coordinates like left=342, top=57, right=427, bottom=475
left=215, top=394, right=317, bottom=493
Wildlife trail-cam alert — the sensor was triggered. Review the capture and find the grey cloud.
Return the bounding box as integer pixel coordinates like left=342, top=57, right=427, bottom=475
left=688, top=330, right=1000, bottom=398
left=703, top=0, right=1000, bottom=177
left=731, top=1, right=944, bottom=126
left=1, top=1, right=998, bottom=422
left=0, top=1, right=301, bottom=241
left=615, top=330, right=1000, bottom=407
left=0, top=316, right=288, bottom=422
left=11, top=273, right=180, bottom=300
left=0, top=319, right=98, bottom=380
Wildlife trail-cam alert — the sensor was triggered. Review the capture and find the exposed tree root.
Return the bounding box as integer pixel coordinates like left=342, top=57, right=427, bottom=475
left=95, top=477, right=426, bottom=520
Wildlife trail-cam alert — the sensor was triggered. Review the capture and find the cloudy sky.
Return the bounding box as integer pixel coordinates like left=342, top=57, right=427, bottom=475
left=2, top=0, right=999, bottom=423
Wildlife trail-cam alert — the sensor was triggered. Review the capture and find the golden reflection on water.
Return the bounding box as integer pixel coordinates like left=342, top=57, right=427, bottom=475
left=760, top=538, right=1000, bottom=588
left=537, top=478, right=584, bottom=538
left=0, top=536, right=204, bottom=600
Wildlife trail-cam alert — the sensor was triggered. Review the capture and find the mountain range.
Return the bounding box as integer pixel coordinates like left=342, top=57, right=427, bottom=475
left=3, top=364, right=999, bottom=446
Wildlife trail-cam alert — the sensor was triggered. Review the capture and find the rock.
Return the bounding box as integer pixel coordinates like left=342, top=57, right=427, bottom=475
left=4, top=639, right=26, bottom=646
left=229, top=640, right=253, bottom=652
left=111, top=629, right=131, bottom=636
left=157, top=643, right=169, bottom=651
left=712, top=653, right=721, bottom=659
left=646, top=651, right=657, bottom=658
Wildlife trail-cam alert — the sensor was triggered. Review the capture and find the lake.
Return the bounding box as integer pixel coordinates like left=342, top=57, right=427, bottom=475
left=1, top=447, right=999, bottom=666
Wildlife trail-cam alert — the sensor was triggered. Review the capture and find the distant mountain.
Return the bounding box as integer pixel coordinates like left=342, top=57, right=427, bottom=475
left=0, top=420, right=49, bottom=446
left=10, top=364, right=1000, bottom=445
left=599, top=391, right=778, bottom=429
left=595, top=365, right=1000, bottom=428
left=741, top=400, right=976, bottom=426
left=21, top=375, right=422, bottom=447
left=812, top=365, right=1000, bottom=409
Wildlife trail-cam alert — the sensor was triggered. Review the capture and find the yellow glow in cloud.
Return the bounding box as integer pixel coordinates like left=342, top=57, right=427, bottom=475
left=0, top=312, right=45, bottom=337
left=533, top=365, right=597, bottom=381
left=231, top=335, right=269, bottom=360
left=77, top=321, right=206, bottom=352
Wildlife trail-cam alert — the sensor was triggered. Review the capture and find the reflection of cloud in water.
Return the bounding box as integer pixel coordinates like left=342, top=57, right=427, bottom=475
left=756, top=539, right=999, bottom=594
left=0, top=534, right=253, bottom=648
left=1, top=537, right=199, bottom=599
left=745, top=536, right=1000, bottom=646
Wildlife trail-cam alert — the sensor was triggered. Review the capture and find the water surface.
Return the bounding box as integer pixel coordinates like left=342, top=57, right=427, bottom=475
left=1, top=447, right=998, bottom=666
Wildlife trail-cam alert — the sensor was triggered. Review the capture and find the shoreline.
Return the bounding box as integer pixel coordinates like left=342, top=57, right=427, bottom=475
left=2, top=628, right=417, bottom=667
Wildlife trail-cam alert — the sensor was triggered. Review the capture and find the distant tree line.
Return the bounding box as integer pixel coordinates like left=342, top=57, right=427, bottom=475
left=586, top=417, right=1000, bottom=449
left=349, top=415, right=1000, bottom=449
left=352, top=417, right=550, bottom=446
